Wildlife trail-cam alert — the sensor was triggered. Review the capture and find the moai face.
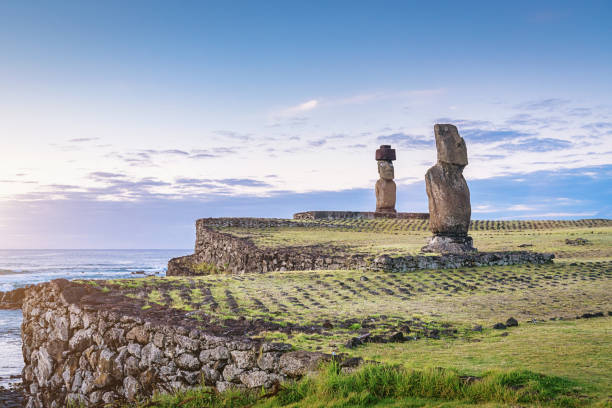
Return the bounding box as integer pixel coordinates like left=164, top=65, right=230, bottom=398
left=378, top=160, right=394, bottom=181
left=435, top=124, right=468, bottom=167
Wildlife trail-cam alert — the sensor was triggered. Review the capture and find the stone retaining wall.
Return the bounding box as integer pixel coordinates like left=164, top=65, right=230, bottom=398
left=167, top=218, right=554, bottom=276
left=21, top=280, right=333, bottom=407
left=293, top=211, right=429, bottom=220
left=168, top=225, right=367, bottom=275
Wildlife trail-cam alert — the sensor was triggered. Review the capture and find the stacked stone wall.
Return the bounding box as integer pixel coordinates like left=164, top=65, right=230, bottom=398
left=293, top=211, right=429, bottom=220
left=168, top=224, right=366, bottom=275
left=167, top=218, right=554, bottom=276
left=21, top=280, right=331, bottom=407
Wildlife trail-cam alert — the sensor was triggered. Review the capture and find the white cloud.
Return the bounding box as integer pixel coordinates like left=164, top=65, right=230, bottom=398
left=278, top=99, right=319, bottom=117
left=507, top=204, right=536, bottom=211
left=473, top=204, right=499, bottom=213
left=501, top=212, right=597, bottom=219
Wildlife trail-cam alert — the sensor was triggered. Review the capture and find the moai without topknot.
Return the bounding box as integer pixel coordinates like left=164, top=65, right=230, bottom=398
left=375, top=145, right=397, bottom=216
left=422, top=124, right=476, bottom=253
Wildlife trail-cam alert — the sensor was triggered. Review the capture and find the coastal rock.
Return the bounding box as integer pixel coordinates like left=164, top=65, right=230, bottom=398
left=0, top=287, right=26, bottom=309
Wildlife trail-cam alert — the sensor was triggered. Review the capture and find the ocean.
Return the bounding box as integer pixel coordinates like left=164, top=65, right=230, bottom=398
left=0, top=249, right=190, bottom=387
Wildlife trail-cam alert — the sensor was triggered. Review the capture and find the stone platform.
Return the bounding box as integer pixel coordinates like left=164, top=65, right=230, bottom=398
left=167, top=217, right=554, bottom=276
left=293, top=211, right=429, bottom=220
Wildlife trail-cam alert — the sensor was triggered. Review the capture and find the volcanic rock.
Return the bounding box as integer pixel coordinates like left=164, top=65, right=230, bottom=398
left=422, top=124, right=475, bottom=253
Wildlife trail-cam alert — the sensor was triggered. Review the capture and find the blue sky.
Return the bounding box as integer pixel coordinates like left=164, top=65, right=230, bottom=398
left=0, top=1, right=611, bottom=248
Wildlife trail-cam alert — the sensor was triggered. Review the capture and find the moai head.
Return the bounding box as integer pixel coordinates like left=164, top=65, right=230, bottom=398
left=434, top=124, right=468, bottom=167
left=378, top=160, right=394, bottom=180
left=375, top=145, right=396, bottom=181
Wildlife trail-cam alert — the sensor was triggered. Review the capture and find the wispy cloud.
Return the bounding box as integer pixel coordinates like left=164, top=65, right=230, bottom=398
left=514, top=98, right=570, bottom=111
left=278, top=99, right=319, bottom=117
left=212, top=130, right=252, bottom=141
left=89, top=172, right=125, bottom=179
left=68, top=137, right=100, bottom=143
left=507, top=204, right=536, bottom=211
left=376, top=132, right=432, bottom=149
left=499, top=137, right=573, bottom=152
left=463, top=129, right=533, bottom=143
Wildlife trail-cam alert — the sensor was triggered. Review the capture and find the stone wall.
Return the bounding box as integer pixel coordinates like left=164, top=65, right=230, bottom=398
left=21, top=280, right=333, bottom=407
left=168, top=224, right=367, bottom=275
left=369, top=251, right=555, bottom=272
left=293, top=211, right=429, bottom=220
left=167, top=218, right=554, bottom=276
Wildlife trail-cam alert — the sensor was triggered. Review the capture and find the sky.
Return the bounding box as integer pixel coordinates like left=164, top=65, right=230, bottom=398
left=0, top=0, right=611, bottom=249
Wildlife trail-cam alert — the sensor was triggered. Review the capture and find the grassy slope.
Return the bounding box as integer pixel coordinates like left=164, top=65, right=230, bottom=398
left=96, top=220, right=611, bottom=407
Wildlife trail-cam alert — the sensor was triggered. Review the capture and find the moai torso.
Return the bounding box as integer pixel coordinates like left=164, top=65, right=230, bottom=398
left=375, top=178, right=396, bottom=213
left=425, top=163, right=470, bottom=235
left=425, top=124, right=471, bottom=236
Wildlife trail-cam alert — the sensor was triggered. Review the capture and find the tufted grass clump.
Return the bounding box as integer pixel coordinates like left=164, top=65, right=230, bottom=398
left=142, top=386, right=259, bottom=408
left=138, top=363, right=589, bottom=408
left=270, top=363, right=586, bottom=407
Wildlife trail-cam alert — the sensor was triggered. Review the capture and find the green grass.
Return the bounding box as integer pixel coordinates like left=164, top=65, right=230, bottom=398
left=147, top=289, right=165, bottom=305
left=353, top=317, right=612, bottom=401
left=169, top=289, right=193, bottom=311
left=221, top=224, right=612, bottom=260
left=99, top=260, right=611, bottom=353
left=138, top=362, right=595, bottom=408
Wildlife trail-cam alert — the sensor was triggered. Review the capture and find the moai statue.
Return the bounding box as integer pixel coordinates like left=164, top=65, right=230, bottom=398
left=375, top=145, right=397, bottom=216
left=422, top=124, right=476, bottom=253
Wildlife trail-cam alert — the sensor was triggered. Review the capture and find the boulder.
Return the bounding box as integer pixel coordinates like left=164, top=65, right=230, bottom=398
left=176, top=353, right=201, bottom=370
left=279, top=351, right=331, bottom=378
left=505, top=317, right=519, bottom=327
left=0, top=287, right=26, bottom=309
left=123, top=376, right=140, bottom=401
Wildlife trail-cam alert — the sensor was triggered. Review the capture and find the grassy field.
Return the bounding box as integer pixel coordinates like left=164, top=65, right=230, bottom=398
left=91, top=219, right=611, bottom=407
left=98, top=261, right=611, bottom=353
left=219, top=219, right=612, bottom=260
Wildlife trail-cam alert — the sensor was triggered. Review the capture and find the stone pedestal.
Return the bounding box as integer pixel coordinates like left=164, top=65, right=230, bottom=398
left=421, top=235, right=476, bottom=254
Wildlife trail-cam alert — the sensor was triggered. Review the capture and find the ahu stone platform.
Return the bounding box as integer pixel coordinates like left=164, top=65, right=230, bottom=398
left=293, top=211, right=429, bottom=220
left=167, top=217, right=554, bottom=276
